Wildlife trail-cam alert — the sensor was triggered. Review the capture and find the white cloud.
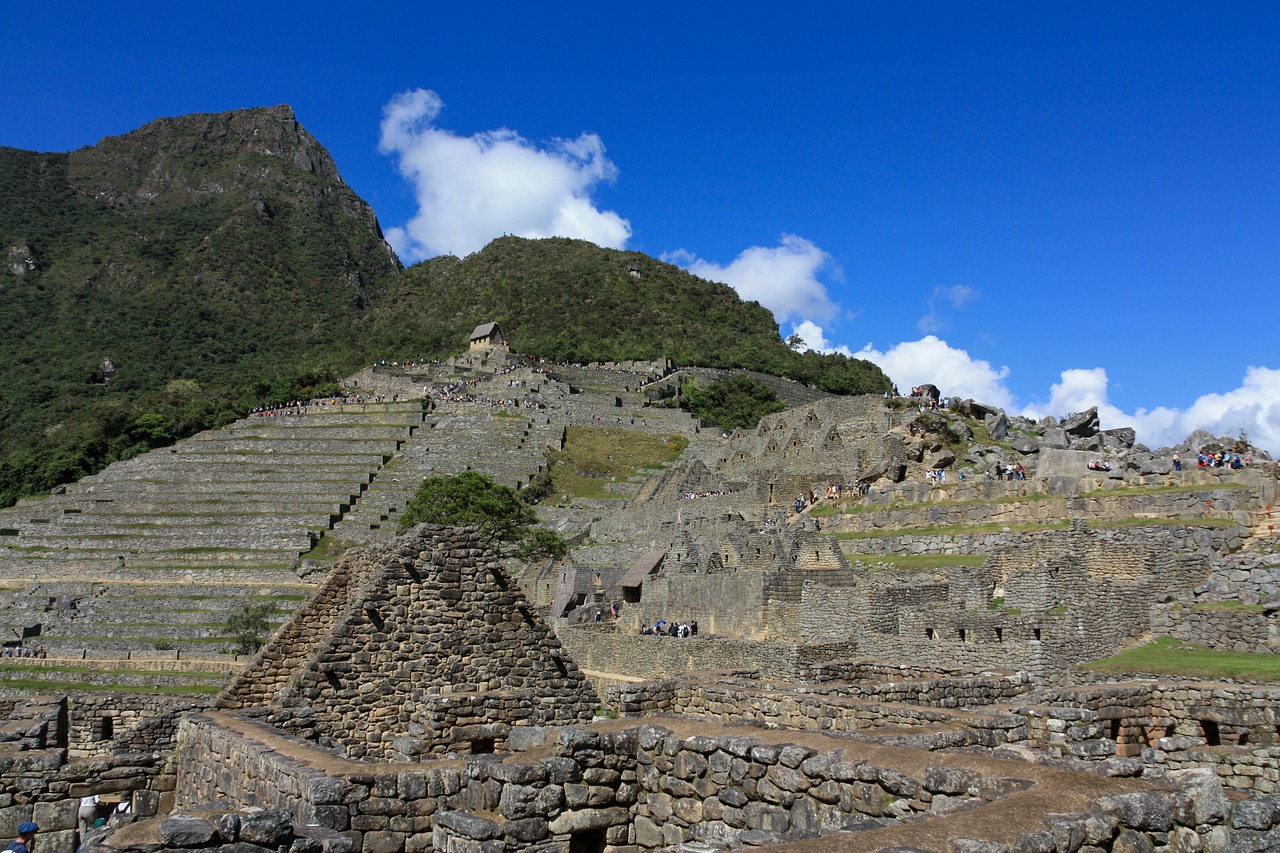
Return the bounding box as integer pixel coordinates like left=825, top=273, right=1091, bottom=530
left=919, top=283, right=978, bottom=334
left=667, top=235, right=840, bottom=324
left=789, top=321, right=854, bottom=356
left=856, top=336, right=1016, bottom=409
left=1026, top=366, right=1280, bottom=455
left=378, top=88, right=631, bottom=261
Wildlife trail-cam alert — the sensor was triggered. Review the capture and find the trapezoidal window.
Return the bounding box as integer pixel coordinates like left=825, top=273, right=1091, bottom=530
left=94, top=716, right=114, bottom=742
left=1201, top=720, right=1221, bottom=746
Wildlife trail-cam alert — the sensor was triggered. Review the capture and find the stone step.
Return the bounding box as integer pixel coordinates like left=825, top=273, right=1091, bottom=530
left=48, top=499, right=346, bottom=518
left=170, top=439, right=403, bottom=455
left=0, top=663, right=228, bottom=692
left=208, top=425, right=415, bottom=441
left=6, top=531, right=310, bottom=551
left=37, top=512, right=336, bottom=529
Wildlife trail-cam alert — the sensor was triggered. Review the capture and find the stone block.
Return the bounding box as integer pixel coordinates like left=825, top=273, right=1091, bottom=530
left=32, top=799, right=78, bottom=832
left=547, top=807, right=628, bottom=834
left=0, top=806, right=33, bottom=838
left=160, top=815, right=219, bottom=847
left=360, top=831, right=405, bottom=853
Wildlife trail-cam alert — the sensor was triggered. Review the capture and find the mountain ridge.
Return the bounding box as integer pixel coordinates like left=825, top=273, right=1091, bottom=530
left=0, top=105, right=888, bottom=506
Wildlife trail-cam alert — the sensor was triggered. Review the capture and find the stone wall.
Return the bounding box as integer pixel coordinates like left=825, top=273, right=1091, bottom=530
left=833, top=483, right=1262, bottom=535
left=1021, top=680, right=1280, bottom=793
left=556, top=627, right=857, bottom=682
left=222, top=526, right=597, bottom=761
left=175, top=711, right=1264, bottom=853
left=843, top=517, right=1245, bottom=557
left=1151, top=602, right=1280, bottom=654
left=606, top=675, right=1030, bottom=748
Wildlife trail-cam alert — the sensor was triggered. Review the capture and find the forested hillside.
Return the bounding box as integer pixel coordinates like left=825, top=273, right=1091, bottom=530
left=0, top=106, right=887, bottom=506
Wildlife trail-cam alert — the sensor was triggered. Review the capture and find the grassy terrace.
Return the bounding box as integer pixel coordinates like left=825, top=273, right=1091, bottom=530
left=813, top=482, right=1249, bottom=518
left=1083, top=637, right=1280, bottom=681
left=844, top=553, right=988, bottom=570
left=813, top=492, right=1054, bottom=517
left=831, top=520, right=1072, bottom=539
left=829, top=517, right=1238, bottom=540
left=540, top=427, right=688, bottom=503
left=0, top=678, right=220, bottom=695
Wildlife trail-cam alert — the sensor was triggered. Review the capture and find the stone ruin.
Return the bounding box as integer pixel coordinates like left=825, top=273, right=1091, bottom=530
left=216, top=524, right=599, bottom=761
left=2, top=351, right=1280, bottom=851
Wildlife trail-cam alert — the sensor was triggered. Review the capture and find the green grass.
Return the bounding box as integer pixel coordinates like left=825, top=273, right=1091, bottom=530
left=1080, top=483, right=1252, bottom=497
left=0, top=664, right=227, bottom=677
left=0, top=679, right=221, bottom=695
left=833, top=520, right=1071, bottom=539
left=844, top=553, right=988, bottom=570
left=301, top=534, right=356, bottom=561
left=1091, top=517, right=1238, bottom=529
left=829, top=491, right=1054, bottom=516
left=1083, top=637, right=1280, bottom=681
left=541, top=427, right=689, bottom=502
left=1190, top=601, right=1265, bottom=612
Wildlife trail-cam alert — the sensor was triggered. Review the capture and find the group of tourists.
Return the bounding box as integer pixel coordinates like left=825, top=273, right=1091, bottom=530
left=681, top=489, right=731, bottom=500
left=1, top=644, right=45, bottom=658
left=1196, top=451, right=1249, bottom=469
left=993, top=463, right=1026, bottom=480
left=792, top=481, right=873, bottom=513
left=249, top=401, right=309, bottom=417
left=641, top=619, right=698, bottom=638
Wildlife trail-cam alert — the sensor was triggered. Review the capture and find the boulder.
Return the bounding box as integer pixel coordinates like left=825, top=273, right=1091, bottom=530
left=1061, top=407, right=1101, bottom=437
left=985, top=412, right=1010, bottom=441
left=1042, top=427, right=1070, bottom=449
left=239, top=809, right=294, bottom=848
left=159, top=816, right=219, bottom=848
left=1102, top=427, right=1136, bottom=449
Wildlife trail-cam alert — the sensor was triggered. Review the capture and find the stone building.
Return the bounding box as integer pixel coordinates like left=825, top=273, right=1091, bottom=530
left=216, top=524, right=598, bottom=760
left=468, top=321, right=504, bottom=350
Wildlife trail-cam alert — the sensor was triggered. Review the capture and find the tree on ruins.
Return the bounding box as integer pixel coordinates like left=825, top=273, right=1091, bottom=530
left=397, top=471, right=568, bottom=560
left=224, top=600, right=279, bottom=655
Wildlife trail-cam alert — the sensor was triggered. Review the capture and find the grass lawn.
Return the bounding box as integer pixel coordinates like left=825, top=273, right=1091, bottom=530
left=832, top=520, right=1071, bottom=539
left=0, top=678, right=221, bottom=695
left=1083, top=637, right=1280, bottom=681
left=541, top=427, right=688, bottom=502
left=842, top=553, right=987, bottom=570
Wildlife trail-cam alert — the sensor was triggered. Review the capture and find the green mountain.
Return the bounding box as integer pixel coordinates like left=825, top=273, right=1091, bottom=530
left=0, top=106, right=887, bottom=506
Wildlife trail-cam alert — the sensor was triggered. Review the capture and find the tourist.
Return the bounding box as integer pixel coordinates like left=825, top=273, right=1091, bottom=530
left=79, top=794, right=100, bottom=835
left=8, top=822, right=37, bottom=853
left=1173, top=452, right=1182, bottom=472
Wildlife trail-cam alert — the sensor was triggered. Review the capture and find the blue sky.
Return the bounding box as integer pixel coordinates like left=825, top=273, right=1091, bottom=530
left=3, top=2, right=1279, bottom=452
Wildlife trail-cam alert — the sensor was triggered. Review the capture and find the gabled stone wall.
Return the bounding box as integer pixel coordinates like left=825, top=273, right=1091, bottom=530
left=235, top=525, right=597, bottom=760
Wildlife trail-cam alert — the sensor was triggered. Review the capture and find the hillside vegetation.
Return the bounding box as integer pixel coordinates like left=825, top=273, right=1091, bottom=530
left=379, top=236, right=888, bottom=394
left=0, top=106, right=887, bottom=506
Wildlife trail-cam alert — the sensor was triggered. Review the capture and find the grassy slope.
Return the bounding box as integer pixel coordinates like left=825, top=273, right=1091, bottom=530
left=1084, top=637, right=1280, bottom=681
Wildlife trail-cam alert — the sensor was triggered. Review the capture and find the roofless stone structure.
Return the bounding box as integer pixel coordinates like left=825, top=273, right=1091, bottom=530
left=216, top=524, right=598, bottom=760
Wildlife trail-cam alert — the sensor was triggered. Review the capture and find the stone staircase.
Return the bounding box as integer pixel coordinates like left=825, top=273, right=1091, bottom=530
left=331, top=406, right=560, bottom=543
left=1244, top=502, right=1280, bottom=551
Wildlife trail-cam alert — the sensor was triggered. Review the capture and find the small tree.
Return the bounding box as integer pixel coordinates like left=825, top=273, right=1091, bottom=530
left=397, top=471, right=568, bottom=559
left=224, top=600, right=278, bottom=655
